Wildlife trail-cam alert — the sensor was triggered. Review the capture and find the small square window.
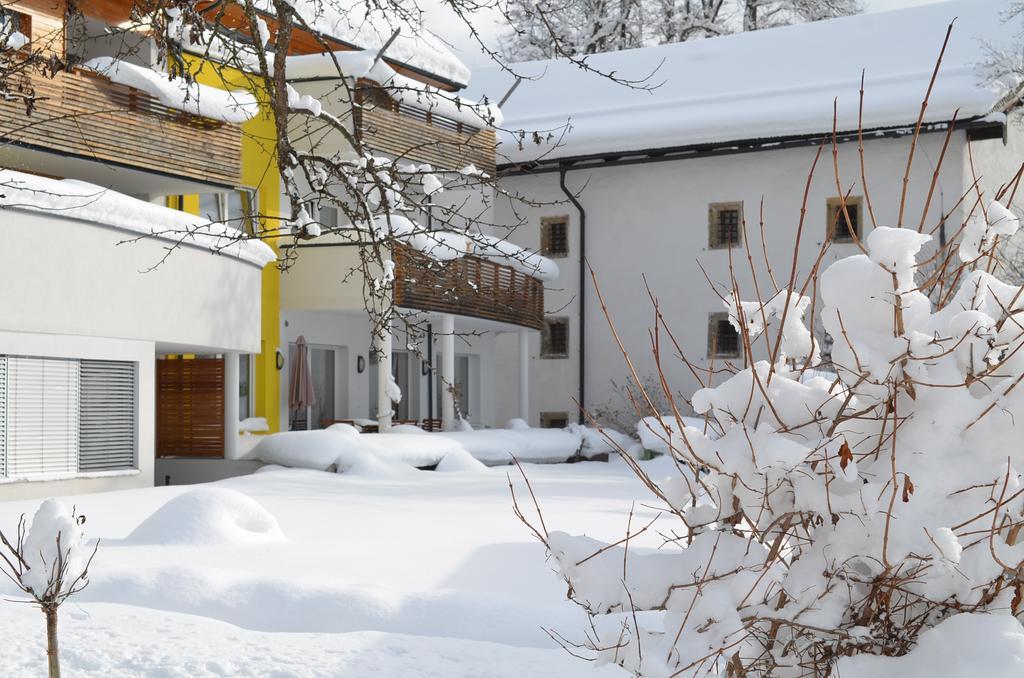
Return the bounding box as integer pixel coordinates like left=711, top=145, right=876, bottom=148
left=541, top=317, right=569, bottom=359
left=541, top=412, right=570, bottom=429
left=541, top=216, right=569, bottom=258
left=708, top=202, right=743, bottom=249
left=827, top=197, right=862, bottom=243
left=708, top=312, right=740, bottom=358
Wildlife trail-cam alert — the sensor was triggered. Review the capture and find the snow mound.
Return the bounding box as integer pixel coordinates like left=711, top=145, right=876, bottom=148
left=436, top=449, right=488, bottom=472
left=836, top=613, right=1024, bottom=677
left=125, top=488, right=285, bottom=546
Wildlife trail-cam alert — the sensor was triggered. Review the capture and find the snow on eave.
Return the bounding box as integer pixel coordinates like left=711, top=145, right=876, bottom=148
left=0, top=170, right=276, bottom=268
left=498, top=114, right=990, bottom=171
left=249, top=0, right=470, bottom=89
left=472, top=0, right=1020, bottom=164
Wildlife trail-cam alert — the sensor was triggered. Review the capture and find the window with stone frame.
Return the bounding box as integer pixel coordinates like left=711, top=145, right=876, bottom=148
left=827, top=196, right=862, bottom=243
left=708, top=202, right=743, bottom=249
left=541, top=317, right=569, bottom=358
left=540, top=412, right=570, bottom=429
left=708, top=312, right=740, bottom=358
left=541, top=216, right=569, bottom=258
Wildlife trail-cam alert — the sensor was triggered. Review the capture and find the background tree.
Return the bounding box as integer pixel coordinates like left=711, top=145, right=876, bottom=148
left=501, top=0, right=861, bottom=62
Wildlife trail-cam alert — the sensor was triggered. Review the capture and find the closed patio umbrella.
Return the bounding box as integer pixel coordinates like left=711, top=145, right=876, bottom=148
left=289, top=336, right=316, bottom=426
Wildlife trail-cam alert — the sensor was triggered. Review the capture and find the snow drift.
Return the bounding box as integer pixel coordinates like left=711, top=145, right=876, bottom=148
left=124, top=488, right=285, bottom=546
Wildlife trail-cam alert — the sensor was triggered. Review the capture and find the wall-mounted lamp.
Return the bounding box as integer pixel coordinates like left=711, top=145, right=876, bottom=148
left=421, top=361, right=430, bottom=376
left=275, top=348, right=285, bottom=371
left=356, top=355, right=366, bottom=374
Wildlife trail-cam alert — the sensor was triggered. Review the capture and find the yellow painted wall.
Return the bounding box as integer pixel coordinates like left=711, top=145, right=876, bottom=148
left=179, top=55, right=284, bottom=433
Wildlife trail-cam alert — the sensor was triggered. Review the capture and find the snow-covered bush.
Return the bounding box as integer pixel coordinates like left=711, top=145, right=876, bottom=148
left=0, top=500, right=97, bottom=678
left=526, top=206, right=1024, bottom=677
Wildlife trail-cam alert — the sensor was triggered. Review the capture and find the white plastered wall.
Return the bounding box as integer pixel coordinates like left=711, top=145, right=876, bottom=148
left=494, top=132, right=967, bottom=428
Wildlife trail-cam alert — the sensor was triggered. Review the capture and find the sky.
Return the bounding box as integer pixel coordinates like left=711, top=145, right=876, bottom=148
left=423, top=0, right=952, bottom=71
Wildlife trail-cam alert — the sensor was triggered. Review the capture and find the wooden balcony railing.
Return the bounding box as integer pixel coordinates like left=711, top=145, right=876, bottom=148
left=0, top=67, right=242, bottom=186
left=393, top=244, right=544, bottom=330
left=355, top=91, right=496, bottom=175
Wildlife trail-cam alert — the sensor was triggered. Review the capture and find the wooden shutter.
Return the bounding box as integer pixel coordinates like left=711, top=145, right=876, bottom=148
left=79, top=360, right=136, bottom=472
left=156, top=358, right=225, bottom=457
left=6, top=356, right=80, bottom=477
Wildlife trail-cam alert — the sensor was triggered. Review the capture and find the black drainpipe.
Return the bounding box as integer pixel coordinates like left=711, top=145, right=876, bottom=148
left=559, top=166, right=586, bottom=424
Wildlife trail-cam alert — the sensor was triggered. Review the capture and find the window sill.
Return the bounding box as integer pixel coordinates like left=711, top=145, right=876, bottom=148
left=0, top=469, right=141, bottom=484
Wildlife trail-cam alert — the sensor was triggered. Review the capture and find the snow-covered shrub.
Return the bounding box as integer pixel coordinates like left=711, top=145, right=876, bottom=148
left=524, top=205, right=1024, bottom=676
left=513, top=76, right=1024, bottom=671
left=0, top=499, right=97, bottom=678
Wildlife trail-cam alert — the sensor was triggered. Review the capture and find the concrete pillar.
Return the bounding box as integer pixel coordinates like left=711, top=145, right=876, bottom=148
left=518, top=328, right=530, bottom=423
left=376, top=323, right=393, bottom=432
left=440, top=313, right=455, bottom=431
left=223, top=352, right=240, bottom=459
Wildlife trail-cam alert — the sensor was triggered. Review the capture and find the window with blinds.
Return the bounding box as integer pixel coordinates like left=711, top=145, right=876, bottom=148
left=79, top=360, right=136, bottom=472
left=0, top=355, right=137, bottom=479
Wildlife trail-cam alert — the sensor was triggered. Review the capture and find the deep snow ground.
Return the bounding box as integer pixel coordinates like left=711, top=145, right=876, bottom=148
left=0, top=460, right=667, bottom=676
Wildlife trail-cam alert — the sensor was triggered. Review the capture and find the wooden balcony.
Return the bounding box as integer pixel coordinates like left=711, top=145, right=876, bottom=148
left=355, top=91, right=496, bottom=175
left=393, top=244, right=544, bottom=330
left=0, top=67, right=242, bottom=186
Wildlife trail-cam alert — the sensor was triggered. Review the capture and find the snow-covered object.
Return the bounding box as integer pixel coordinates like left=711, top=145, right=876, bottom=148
left=285, top=50, right=499, bottom=128
left=371, top=214, right=559, bottom=280
left=253, top=0, right=470, bottom=86
left=469, top=0, right=1020, bottom=163
left=239, top=417, right=270, bottom=433
left=567, top=422, right=637, bottom=458
left=83, top=57, right=259, bottom=124
left=637, top=415, right=717, bottom=454
left=422, top=174, right=444, bottom=196
left=959, top=200, right=1020, bottom=262
left=836, top=613, right=1024, bottom=678
left=470, top=232, right=559, bottom=282
left=434, top=449, right=488, bottom=472
left=286, top=83, right=322, bottom=117
left=543, top=222, right=1024, bottom=674
left=726, top=289, right=817, bottom=362
left=0, top=170, right=275, bottom=267
left=20, top=500, right=89, bottom=599
left=125, top=488, right=285, bottom=546
left=247, top=425, right=626, bottom=468
left=2, top=31, right=27, bottom=50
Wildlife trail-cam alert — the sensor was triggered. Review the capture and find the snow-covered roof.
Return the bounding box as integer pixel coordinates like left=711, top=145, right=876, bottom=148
left=0, top=171, right=276, bottom=267
left=254, top=0, right=471, bottom=87
left=469, top=0, right=1023, bottom=165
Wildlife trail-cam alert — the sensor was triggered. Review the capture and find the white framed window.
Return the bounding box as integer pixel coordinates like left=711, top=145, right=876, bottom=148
left=0, top=355, right=137, bottom=479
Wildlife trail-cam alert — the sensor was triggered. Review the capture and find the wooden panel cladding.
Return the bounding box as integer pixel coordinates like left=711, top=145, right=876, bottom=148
left=356, top=101, right=497, bottom=175
left=393, top=244, right=544, bottom=330
left=0, top=67, right=242, bottom=185
left=156, top=357, right=225, bottom=458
